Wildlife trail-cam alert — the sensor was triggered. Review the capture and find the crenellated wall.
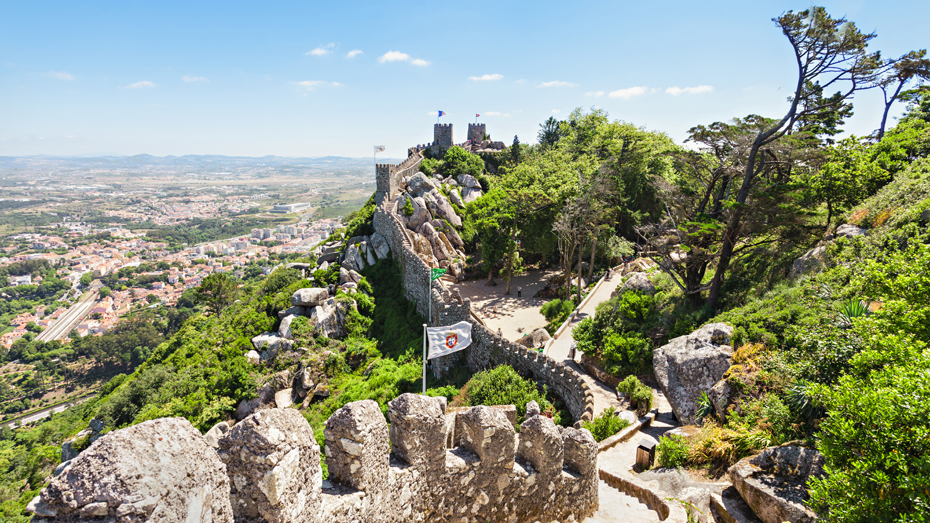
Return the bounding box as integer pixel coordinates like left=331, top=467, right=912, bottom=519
left=29, top=398, right=598, bottom=523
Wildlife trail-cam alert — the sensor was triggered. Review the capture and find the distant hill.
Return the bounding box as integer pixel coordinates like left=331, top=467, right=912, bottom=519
left=0, top=154, right=405, bottom=171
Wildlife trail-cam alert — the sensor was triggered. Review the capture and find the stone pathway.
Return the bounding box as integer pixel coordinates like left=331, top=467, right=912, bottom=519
left=587, top=479, right=662, bottom=523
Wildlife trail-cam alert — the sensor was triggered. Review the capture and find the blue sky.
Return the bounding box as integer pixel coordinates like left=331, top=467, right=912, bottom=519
left=1, top=1, right=927, bottom=157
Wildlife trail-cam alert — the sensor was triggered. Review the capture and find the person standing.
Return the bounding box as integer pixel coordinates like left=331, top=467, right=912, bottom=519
left=517, top=285, right=522, bottom=298
left=569, top=341, right=577, bottom=361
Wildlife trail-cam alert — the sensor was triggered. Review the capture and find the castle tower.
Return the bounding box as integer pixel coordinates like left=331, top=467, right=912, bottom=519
left=467, top=123, right=486, bottom=143
left=432, top=123, right=453, bottom=156
left=374, top=163, right=396, bottom=205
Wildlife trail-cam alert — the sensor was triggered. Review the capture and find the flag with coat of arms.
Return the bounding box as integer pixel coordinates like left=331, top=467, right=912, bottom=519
left=426, top=321, right=473, bottom=359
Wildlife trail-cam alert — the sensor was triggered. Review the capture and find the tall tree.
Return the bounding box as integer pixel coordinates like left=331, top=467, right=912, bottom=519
left=876, top=49, right=930, bottom=140
left=706, top=7, right=881, bottom=310
left=193, top=272, right=240, bottom=316
left=537, top=116, right=563, bottom=147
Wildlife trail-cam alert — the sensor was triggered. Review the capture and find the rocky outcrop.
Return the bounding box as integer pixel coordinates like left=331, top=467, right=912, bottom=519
left=790, top=245, right=827, bottom=279
left=621, top=272, right=656, bottom=295
left=30, top=417, right=233, bottom=523
left=653, top=323, right=734, bottom=425
left=457, top=174, right=481, bottom=189
left=60, top=419, right=104, bottom=463
left=423, top=189, right=462, bottom=228
left=462, top=186, right=483, bottom=204
left=218, top=408, right=322, bottom=523
left=516, top=327, right=551, bottom=349
left=407, top=172, right=439, bottom=196
left=729, top=445, right=824, bottom=523
left=251, top=333, right=294, bottom=361
left=369, top=232, right=390, bottom=260
left=292, top=287, right=328, bottom=307
left=834, top=224, right=866, bottom=239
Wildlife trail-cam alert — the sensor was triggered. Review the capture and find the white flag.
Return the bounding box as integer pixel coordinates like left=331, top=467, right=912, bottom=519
left=374, top=145, right=385, bottom=153
left=427, top=321, right=473, bottom=359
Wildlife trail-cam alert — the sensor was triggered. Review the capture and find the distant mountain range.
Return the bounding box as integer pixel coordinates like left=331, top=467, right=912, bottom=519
left=0, top=154, right=405, bottom=171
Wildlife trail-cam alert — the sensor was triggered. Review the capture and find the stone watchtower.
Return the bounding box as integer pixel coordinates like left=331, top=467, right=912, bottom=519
left=432, top=123, right=453, bottom=156
left=374, top=163, right=396, bottom=205
left=467, top=123, right=486, bottom=143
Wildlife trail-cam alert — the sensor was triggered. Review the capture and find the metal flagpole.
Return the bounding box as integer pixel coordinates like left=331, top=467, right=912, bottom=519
left=422, top=323, right=427, bottom=394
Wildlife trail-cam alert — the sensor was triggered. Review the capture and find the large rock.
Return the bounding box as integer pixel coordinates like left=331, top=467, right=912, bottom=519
left=462, top=186, right=483, bottom=204
left=291, top=287, right=328, bottom=307
left=457, top=174, right=481, bottom=188
left=346, top=243, right=366, bottom=270
left=729, top=445, right=824, bottom=523
left=423, top=189, right=462, bottom=228
left=431, top=219, right=465, bottom=250
left=251, top=333, right=294, bottom=360
left=516, top=327, right=552, bottom=349
left=790, top=246, right=827, bottom=279
left=449, top=188, right=465, bottom=207
left=369, top=232, right=390, bottom=260
left=203, top=421, right=230, bottom=448
left=361, top=241, right=376, bottom=266
left=834, top=224, right=866, bottom=239
left=278, top=314, right=298, bottom=339
left=653, top=323, right=734, bottom=425
left=29, top=417, right=233, bottom=522
left=407, top=172, right=439, bottom=196
left=218, top=408, right=322, bottom=523
left=621, top=272, right=656, bottom=295
left=417, top=222, right=454, bottom=262
left=397, top=194, right=432, bottom=231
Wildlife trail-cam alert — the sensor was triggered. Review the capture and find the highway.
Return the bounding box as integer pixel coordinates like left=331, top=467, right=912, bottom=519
left=37, top=291, right=98, bottom=342
left=5, top=392, right=96, bottom=428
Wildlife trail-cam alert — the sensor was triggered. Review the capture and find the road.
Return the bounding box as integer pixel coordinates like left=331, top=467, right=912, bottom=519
left=5, top=392, right=95, bottom=428
left=37, top=290, right=98, bottom=342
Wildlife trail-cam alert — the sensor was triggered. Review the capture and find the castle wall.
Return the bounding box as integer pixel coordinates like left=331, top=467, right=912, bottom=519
left=467, top=123, right=486, bottom=143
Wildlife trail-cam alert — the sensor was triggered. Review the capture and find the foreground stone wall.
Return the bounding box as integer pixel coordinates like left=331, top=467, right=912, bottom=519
left=373, top=199, right=595, bottom=424
left=31, top=396, right=598, bottom=523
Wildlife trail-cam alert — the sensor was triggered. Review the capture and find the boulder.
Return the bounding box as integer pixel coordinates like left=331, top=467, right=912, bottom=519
left=361, top=241, right=376, bottom=266
left=291, top=287, right=328, bottom=307
left=251, top=333, right=293, bottom=360
left=339, top=267, right=351, bottom=284
left=246, top=350, right=261, bottom=365
left=318, top=260, right=329, bottom=272
left=621, top=272, right=656, bottom=295
left=516, top=327, right=552, bottom=349
left=708, top=379, right=738, bottom=422
left=728, top=445, right=824, bottom=523
left=236, top=385, right=277, bottom=420
left=203, top=421, right=230, bottom=448
left=275, top=388, right=294, bottom=409
left=346, top=243, right=366, bottom=270
left=407, top=172, right=439, bottom=196
left=278, top=314, right=298, bottom=339
left=835, top=224, right=867, bottom=239
left=449, top=188, right=465, bottom=207
left=300, top=368, right=314, bottom=391
left=423, top=189, right=462, bottom=227
left=321, top=241, right=341, bottom=255
left=277, top=305, right=302, bottom=319
left=218, top=409, right=322, bottom=523
left=417, top=222, right=453, bottom=262
left=431, top=219, right=465, bottom=250
left=462, top=186, right=483, bottom=204
left=369, top=232, right=390, bottom=260
left=29, top=418, right=233, bottom=522
left=457, top=174, right=481, bottom=188
left=397, top=194, right=433, bottom=231
left=525, top=400, right=541, bottom=419
left=653, top=323, right=734, bottom=425
left=790, top=246, right=827, bottom=279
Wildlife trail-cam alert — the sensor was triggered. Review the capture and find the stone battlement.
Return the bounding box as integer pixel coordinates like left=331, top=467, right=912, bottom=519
left=29, top=398, right=598, bottom=523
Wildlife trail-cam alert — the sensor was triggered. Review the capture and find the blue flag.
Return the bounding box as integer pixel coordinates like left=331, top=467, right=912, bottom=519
left=438, top=110, right=445, bottom=117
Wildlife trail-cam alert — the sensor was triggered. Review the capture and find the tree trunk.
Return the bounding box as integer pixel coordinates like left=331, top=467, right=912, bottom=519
left=586, top=230, right=597, bottom=284
left=576, top=241, right=584, bottom=304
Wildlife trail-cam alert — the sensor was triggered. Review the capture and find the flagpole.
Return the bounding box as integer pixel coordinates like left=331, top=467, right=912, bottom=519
left=422, top=323, right=427, bottom=394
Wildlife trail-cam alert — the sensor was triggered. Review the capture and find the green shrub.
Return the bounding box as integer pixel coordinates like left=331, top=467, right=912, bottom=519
left=582, top=407, right=630, bottom=442
left=602, top=332, right=652, bottom=376
left=617, top=375, right=653, bottom=416
left=656, top=434, right=690, bottom=468
left=540, top=298, right=574, bottom=323
left=402, top=197, right=414, bottom=217
left=461, top=365, right=557, bottom=425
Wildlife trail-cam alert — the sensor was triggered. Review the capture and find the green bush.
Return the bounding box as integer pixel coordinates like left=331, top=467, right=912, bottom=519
left=581, top=407, right=630, bottom=442
left=601, top=332, right=652, bottom=376
left=461, top=365, right=557, bottom=425
left=617, top=375, right=653, bottom=416
left=540, top=298, right=574, bottom=323
left=402, top=196, right=414, bottom=217
left=656, top=434, right=690, bottom=468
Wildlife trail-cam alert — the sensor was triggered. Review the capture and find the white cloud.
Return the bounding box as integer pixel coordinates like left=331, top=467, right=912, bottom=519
left=124, top=81, right=156, bottom=89
left=44, top=71, right=74, bottom=80
left=293, top=80, right=341, bottom=91
left=469, top=73, right=503, bottom=81
left=379, top=50, right=411, bottom=63
left=379, top=50, right=429, bottom=66
left=665, top=85, right=714, bottom=95
left=608, top=86, right=647, bottom=99
left=182, top=75, right=209, bottom=83
left=483, top=111, right=512, bottom=117
left=346, top=49, right=363, bottom=58
left=551, top=109, right=561, bottom=114
left=538, top=81, right=578, bottom=88
left=307, top=43, right=336, bottom=56
left=585, top=91, right=604, bottom=97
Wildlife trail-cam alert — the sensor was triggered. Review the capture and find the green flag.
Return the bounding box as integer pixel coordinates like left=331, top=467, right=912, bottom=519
left=430, top=268, right=447, bottom=281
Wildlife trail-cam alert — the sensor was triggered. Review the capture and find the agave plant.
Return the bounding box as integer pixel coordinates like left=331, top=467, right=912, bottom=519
left=695, top=391, right=716, bottom=423
left=787, top=380, right=825, bottom=428
left=838, top=298, right=870, bottom=328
